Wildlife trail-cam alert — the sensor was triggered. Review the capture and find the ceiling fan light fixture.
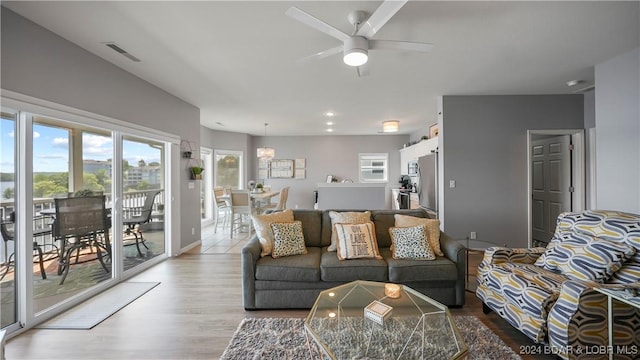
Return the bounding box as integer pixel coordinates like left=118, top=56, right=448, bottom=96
left=382, top=120, right=399, bottom=133
left=343, top=36, right=369, bottom=67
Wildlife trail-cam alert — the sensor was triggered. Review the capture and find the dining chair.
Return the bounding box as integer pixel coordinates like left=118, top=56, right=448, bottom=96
left=53, top=195, right=110, bottom=285
left=262, top=186, right=289, bottom=212
left=0, top=212, right=49, bottom=281
left=229, top=190, right=255, bottom=238
left=213, top=187, right=231, bottom=233
left=122, top=189, right=161, bottom=257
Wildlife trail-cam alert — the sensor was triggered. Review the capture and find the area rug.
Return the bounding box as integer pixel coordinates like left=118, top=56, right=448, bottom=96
left=35, top=281, right=160, bottom=329
left=221, top=316, right=521, bottom=360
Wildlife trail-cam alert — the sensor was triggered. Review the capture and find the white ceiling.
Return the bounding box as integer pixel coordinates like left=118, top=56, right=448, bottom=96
left=4, top=1, right=639, bottom=136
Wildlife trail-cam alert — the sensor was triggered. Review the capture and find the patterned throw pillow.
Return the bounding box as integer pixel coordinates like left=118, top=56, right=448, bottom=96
left=536, top=238, right=636, bottom=282
left=394, top=214, right=443, bottom=256
left=389, top=225, right=435, bottom=260
left=270, top=221, right=307, bottom=258
left=334, top=222, right=382, bottom=260
left=251, top=209, right=294, bottom=257
left=328, top=211, right=372, bottom=251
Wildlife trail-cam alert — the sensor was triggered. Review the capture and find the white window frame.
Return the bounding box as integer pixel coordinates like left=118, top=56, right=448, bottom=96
left=359, top=153, right=389, bottom=183
left=213, top=149, right=244, bottom=189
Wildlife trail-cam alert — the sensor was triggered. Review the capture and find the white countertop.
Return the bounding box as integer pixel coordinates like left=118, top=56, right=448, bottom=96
left=317, top=183, right=387, bottom=188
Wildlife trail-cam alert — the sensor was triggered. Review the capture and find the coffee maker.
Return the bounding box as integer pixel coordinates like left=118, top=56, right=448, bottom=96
left=399, top=175, right=413, bottom=192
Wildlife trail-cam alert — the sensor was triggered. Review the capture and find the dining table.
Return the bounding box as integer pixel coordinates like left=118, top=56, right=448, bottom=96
left=220, top=190, right=280, bottom=214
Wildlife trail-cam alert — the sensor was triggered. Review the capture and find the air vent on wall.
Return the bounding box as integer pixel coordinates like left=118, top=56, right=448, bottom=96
left=104, top=42, right=141, bottom=62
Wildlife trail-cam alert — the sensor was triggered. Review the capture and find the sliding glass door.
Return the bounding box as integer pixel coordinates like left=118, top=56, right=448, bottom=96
left=31, top=115, right=114, bottom=314
left=122, top=137, right=166, bottom=273
left=0, top=98, right=175, bottom=334
left=0, top=110, right=19, bottom=331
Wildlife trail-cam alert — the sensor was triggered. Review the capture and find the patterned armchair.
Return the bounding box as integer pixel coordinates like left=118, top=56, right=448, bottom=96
left=477, top=210, right=640, bottom=360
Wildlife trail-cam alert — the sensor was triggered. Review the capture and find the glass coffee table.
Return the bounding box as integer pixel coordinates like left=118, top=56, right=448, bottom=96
left=305, top=280, right=468, bottom=359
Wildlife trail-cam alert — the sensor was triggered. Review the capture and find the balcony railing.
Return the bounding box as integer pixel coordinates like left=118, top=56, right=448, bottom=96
left=0, top=190, right=164, bottom=263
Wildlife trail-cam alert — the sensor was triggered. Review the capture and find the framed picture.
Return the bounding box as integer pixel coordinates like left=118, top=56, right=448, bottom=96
left=258, top=158, right=270, bottom=169
left=429, top=123, right=439, bottom=138
left=295, top=158, right=306, bottom=169
left=295, top=169, right=306, bottom=179
left=269, top=159, right=294, bottom=178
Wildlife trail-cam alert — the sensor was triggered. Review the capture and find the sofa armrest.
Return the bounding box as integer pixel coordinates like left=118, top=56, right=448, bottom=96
left=547, top=280, right=640, bottom=359
left=439, top=233, right=466, bottom=306
left=480, top=246, right=546, bottom=266
left=241, top=235, right=262, bottom=310
left=476, top=247, right=546, bottom=288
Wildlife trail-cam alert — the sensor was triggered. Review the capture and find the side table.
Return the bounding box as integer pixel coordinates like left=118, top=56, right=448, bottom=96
left=593, top=287, right=640, bottom=360
left=462, top=239, right=501, bottom=292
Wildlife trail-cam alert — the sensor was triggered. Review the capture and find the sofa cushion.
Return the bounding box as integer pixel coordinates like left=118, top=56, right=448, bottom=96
left=394, top=214, right=443, bottom=256
left=535, top=238, right=636, bottom=282
left=255, top=247, right=321, bottom=282
left=388, top=225, right=435, bottom=260
left=327, top=211, right=372, bottom=251
left=371, top=210, right=430, bottom=248
left=335, top=222, right=382, bottom=260
left=321, top=248, right=387, bottom=282
left=380, top=248, right=457, bottom=282
left=292, top=210, right=323, bottom=247
left=252, top=209, right=294, bottom=257
left=271, top=221, right=307, bottom=258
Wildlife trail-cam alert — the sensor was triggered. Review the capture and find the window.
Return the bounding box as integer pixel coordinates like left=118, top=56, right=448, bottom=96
left=214, top=150, right=243, bottom=189
left=359, top=153, right=388, bottom=183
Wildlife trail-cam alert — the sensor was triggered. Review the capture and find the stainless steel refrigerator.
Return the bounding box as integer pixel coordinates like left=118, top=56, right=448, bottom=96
left=417, top=153, right=438, bottom=213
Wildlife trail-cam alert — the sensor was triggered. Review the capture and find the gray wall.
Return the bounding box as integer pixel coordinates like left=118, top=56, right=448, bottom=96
left=250, top=135, right=409, bottom=209
left=1, top=8, right=202, bottom=251
left=441, top=95, right=584, bottom=248
left=595, top=47, right=640, bottom=214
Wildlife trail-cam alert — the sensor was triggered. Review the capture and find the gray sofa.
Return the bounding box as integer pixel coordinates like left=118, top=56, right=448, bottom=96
left=241, top=209, right=466, bottom=310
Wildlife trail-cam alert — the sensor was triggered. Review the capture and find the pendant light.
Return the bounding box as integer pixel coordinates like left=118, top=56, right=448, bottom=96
left=257, top=123, right=275, bottom=160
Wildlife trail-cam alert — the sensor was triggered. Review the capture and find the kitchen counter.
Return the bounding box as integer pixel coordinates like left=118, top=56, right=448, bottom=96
left=316, top=183, right=387, bottom=209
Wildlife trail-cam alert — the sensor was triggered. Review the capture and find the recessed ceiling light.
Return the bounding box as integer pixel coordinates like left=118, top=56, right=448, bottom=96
left=326, top=121, right=334, bottom=126
left=325, top=112, right=335, bottom=117
left=326, top=128, right=334, bottom=132
left=566, top=80, right=585, bottom=87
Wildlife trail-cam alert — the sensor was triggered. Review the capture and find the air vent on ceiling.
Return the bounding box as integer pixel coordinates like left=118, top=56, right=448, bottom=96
left=104, top=42, right=141, bottom=62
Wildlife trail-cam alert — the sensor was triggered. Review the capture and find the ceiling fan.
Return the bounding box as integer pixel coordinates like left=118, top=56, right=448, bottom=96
left=286, top=0, right=433, bottom=76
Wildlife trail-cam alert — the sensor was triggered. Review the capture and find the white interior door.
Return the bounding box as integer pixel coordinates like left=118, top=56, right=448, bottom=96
left=531, top=135, right=572, bottom=246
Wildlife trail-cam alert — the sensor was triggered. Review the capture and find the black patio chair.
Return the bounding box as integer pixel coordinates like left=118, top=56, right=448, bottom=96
left=53, top=195, right=110, bottom=285
left=0, top=212, right=51, bottom=280
left=122, top=190, right=161, bottom=257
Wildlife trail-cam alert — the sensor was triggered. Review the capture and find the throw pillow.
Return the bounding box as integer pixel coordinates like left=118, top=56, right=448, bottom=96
left=536, top=238, right=636, bottom=282
left=251, top=209, right=294, bottom=257
left=328, top=211, right=372, bottom=251
left=389, top=225, right=435, bottom=260
left=394, top=214, right=443, bottom=256
left=270, top=221, right=307, bottom=258
left=334, top=222, right=382, bottom=260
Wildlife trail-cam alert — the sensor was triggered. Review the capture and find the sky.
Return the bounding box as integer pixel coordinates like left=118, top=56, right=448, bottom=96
left=1, top=118, right=163, bottom=173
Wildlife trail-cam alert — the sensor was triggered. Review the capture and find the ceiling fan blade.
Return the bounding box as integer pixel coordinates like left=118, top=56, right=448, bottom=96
left=357, top=63, right=370, bottom=77
left=298, top=46, right=343, bottom=63
left=356, top=0, right=408, bottom=38
left=369, top=40, right=434, bottom=52
left=286, top=7, right=350, bottom=42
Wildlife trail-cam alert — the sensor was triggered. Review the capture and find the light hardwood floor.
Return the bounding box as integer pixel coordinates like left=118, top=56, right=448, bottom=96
left=5, top=225, right=555, bottom=359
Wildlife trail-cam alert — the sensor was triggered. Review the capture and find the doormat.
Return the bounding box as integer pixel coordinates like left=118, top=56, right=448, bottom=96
left=36, top=281, right=160, bottom=329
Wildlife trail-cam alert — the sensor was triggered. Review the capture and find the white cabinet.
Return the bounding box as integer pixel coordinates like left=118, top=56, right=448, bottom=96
left=399, top=138, right=438, bottom=175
